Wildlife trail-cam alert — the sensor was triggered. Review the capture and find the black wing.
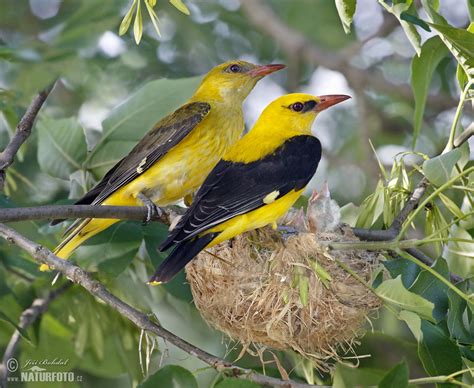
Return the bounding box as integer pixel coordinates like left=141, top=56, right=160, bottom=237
left=79, top=102, right=209, bottom=205
left=160, top=135, right=322, bottom=251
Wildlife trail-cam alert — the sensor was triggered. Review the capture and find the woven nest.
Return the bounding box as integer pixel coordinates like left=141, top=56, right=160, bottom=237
left=186, top=223, right=382, bottom=368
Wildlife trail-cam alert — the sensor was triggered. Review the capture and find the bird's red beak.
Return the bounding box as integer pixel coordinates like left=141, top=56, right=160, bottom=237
left=315, top=94, right=351, bottom=112
left=248, top=64, right=285, bottom=77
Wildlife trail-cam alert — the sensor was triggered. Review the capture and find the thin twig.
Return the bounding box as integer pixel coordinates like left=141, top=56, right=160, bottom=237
left=0, top=82, right=56, bottom=192
left=0, top=223, right=321, bottom=388
left=0, top=283, right=71, bottom=387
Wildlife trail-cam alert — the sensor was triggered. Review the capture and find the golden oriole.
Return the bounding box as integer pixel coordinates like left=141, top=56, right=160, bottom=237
left=152, top=93, right=350, bottom=284
left=44, top=60, right=284, bottom=270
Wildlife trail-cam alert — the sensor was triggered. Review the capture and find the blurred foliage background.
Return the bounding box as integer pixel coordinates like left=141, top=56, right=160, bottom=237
left=0, top=0, right=473, bottom=387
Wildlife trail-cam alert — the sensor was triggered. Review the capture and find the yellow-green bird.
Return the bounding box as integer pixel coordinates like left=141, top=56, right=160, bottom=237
left=152, top=93, right=350, bottom=284
left=43, top=60, right=284, bottom=270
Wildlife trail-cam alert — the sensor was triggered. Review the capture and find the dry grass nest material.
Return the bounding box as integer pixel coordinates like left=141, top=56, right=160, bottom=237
left=186, top=225, right=382, bottom=368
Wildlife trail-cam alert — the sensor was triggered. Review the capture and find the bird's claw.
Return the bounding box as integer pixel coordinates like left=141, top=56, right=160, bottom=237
left=138, top=192, right=162, bottom=225
left=144, top=203, right=162, bottom=225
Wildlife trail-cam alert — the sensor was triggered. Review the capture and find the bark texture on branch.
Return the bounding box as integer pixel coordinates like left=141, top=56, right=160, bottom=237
left=0, top=204, right=183, bottom=225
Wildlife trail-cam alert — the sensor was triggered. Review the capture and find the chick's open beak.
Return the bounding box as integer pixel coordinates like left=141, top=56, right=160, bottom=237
left=315, top=94, right=351, bottom=112
left=248, top=64, right=285, bottom=77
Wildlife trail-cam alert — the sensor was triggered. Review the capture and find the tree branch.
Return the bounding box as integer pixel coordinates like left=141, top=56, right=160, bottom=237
left=0, top=283, right=72, bottom=387
left=0, top=204, right=184, bottom=225
left=0, top=82, right=56, bottom=192
left=240, top=0, right=456, bottom=111
left=0, top=223, right=321, bottom=388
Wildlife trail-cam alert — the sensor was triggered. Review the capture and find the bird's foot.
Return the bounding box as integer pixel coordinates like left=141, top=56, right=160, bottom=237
left=137, top=192, right=162, bottom=225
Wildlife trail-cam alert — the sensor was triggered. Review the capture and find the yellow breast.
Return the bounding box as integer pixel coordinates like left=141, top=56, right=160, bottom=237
left=207, top=189, right=303, bottom=246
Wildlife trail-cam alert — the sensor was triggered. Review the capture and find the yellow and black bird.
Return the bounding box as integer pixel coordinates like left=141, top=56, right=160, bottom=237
left=43, top=60, right=284, bottom=270
left=152, top=93, right=350, bottom=284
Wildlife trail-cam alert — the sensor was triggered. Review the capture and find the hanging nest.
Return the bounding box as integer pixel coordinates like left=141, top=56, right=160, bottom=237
left=185, top=191, right=382, bottom=369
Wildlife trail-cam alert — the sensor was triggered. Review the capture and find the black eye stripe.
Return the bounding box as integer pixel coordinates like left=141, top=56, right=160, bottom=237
left=302, top=100, right=317, bottom=112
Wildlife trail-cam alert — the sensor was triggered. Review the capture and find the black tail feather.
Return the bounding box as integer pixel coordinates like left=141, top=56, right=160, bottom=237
left=150, top=233, right=217, bottom=284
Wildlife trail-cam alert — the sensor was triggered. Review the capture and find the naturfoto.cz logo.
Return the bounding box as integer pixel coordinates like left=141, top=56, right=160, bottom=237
left=6, top=358, right=82, bottom=383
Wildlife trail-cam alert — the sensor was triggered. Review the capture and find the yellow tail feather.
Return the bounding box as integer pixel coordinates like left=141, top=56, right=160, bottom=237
left=40, top=218, right=119, bottom=271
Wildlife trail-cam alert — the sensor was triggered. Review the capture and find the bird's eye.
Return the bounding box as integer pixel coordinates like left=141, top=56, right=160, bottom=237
left=228, top=64, right=241, bottom=73
left=291, top=102, right=304, bottom=112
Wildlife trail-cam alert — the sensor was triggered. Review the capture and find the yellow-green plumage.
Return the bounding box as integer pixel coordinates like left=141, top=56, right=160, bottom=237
left=46, top=61, right=284, bottom=268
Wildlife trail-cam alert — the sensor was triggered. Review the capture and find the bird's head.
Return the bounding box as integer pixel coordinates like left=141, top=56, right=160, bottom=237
left=260, top=93, right=351, bottom=134
left=194, top=60, right=285, bottom=102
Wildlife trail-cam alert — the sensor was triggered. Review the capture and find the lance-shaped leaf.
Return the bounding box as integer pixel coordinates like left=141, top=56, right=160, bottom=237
left=410, top=36, right=448, bottom=148
left=335, top=0, right=356, bottom=34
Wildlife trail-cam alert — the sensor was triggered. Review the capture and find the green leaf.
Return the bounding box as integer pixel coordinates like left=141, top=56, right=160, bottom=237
left=447, top=281, right=473, bottom=344
left=85, top=77, right=201, bottom=177
left=0, top=310, right=32, bottom=344
left=37, top=117, right=87, bottom=180
left=74, top=321, right=88, bottom=357
left=378, top=360, right=409, bottom=388
left=139, top=365, right=198, bottom=388
left=133, top=0, right=143, bottom=44
left=428, top=23, right=474, bottom=59
left=74, top=222, right=142, bottom=275
left=119, top=0, right=137, bottom=36
left=438, top=192, right=464, bottom=219
left=215, top=378, right=260, bottom=388
left=399, top=310, right=422, bottom=341
left=89, top=304, right=104, bottom=361
left=422, top=148, right=461, bottom=186
left=410, top=36, right=448, bottom=148
left=446, top=227, right=474, bottom=279
left=418, top=320, right=463, bottom=377
left=335, top=0, right=356, bottom=34
left=382, top=1, right=421, bottom=55
left=170, top=0, right=190, bottom=15
left=400, top=12, right=431, bottom=32
left=422, top=1, right=474, bottom=79
left=409, top=257, right=449, bottom=321
left=355, top=180, right=385, bottom=228
left=454, top=22, right=473, bottom=91
left=145, top=0, right=161, bottom=37
left=456, top=63, right=468, bottom=90
left=376, top=276, right=434, bottom=321
left=333, top=363, right=386, bottom=388
left=383, top=258, right=420, bottom=288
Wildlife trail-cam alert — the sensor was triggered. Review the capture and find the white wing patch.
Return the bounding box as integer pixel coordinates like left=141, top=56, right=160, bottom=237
left=136, top=157, right=147, bottom=174
left=263, top=190, right=280, bottom=204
